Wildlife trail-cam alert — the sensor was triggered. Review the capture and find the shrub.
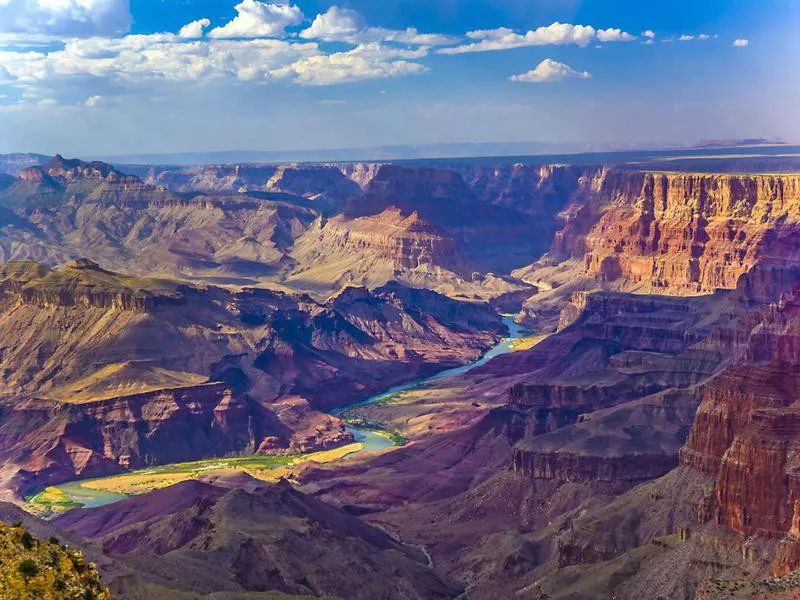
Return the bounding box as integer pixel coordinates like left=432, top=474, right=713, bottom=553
left=18, top=558, right=39, bottom=578
left=20, top=530, right=35, bottom=550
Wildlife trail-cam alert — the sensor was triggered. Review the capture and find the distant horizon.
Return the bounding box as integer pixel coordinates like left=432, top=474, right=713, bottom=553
left=3, top=137, right=795, bottom=167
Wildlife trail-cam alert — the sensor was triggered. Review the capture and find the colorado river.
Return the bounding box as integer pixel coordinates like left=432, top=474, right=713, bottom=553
left=30, top=315, right=526, bottom=512
left=341, top=315, right=526, bottom=455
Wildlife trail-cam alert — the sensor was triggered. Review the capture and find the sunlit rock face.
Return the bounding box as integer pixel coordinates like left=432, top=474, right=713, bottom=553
left=539, top=170, right=800, bottom=294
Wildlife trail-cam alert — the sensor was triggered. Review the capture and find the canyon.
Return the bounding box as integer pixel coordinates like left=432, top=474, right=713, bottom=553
left=0, top=256, right=504, bottom=499
left=2, top=149, right=800, bottom=599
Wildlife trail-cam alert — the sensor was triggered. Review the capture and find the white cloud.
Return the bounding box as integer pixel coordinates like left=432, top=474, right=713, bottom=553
left=0, top=35, right=321, bottom=87
left=299, top=5, right=457, bottom=46
left=733, top=38, right=749, bottom=47
left=438, top=22, right=636, bottom=54
left=300, top=6, right=363, bottom=41
left=178, top=18, right=210, bottom=39
left=510, top=58, right=590, bottom=83
left=642, top=30, right=656, bottom=39
left=208, top=0, right=303, bottom=39
left=0, top=0, right=131, bottom=36
left=0, top=33, right=428, bottom=96
left=270, top=43, right=428, bottom=86
left=677, top=33, right=711, bottom=42
left=596, top=28, right=636, bottom=43
left=84, top=94, right=102, bottom=107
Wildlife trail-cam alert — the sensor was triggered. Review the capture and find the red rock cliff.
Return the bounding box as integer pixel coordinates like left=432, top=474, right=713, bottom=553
left=542, top=169, right=800, bottom=294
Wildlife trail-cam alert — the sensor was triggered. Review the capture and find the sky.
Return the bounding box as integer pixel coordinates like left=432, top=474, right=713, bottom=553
left=0, top=0, right=797, bottom=157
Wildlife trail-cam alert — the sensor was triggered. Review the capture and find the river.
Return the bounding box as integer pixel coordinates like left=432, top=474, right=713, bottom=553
left=30, top=315, right=527, bottom=511
left=341, top=315, right=526, bottom=455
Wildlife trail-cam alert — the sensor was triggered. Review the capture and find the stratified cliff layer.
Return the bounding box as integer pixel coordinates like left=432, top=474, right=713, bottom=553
left=517, top=169, right=800, bottom=296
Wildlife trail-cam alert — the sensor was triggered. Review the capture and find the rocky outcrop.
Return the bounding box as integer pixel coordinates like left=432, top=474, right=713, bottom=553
left=0, top=520, right=112, bottom=600
left=536, top=170, right=800, bottom=295
left=35, top=154, right=140, bottom=184
left=54, top=477, right=463, bottom=599
left=2, top=384, right=246, bottom=492
left=0, top=259, right=184, bottom=312
left=339, top=162, right=382, bottom=189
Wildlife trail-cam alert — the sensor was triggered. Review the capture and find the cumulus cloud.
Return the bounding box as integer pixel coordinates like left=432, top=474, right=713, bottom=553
left=0, top=31, right=431, bottom=95
left=510, top=59, right=590, bottom=83
left=733, top=38, right=749, bottom=47
left=84, top=94, right=102, bottom=107
left=178, top=18, right=211, bottom=39
left=0, top=35, right=321, bottom=87
left=0, top=0, right=131, bottom=37
left=299, top=5, right=457, bottom=46
left=270, top=43, right=428, bottom=86
left=300, top=6, right=364, bottom=41
left=438, top=22, right=636, bottom=54
left=596, top=28, right=636, bottom=42
left=208, top=0, right=303, bottom=39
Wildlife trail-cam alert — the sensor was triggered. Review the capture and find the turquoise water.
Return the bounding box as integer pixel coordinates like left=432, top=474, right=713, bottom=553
left=52, top=481, right=128, bottom=509
left=338, top=315, right=525, bottom=414
left=34, top=315, right=526, bottom=508
left=344, top=426, right=396, bottom=456
left=339, top=315, right=526, bottom=450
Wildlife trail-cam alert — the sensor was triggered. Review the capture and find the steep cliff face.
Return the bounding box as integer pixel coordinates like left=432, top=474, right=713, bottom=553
left=523, top=169, right=800, bottom=296
left=511, top=388, right=702, bottom=487
left=670, top=281, right=800, bottom=576
left=503, top=289, right=729, bottom=488
left=344, top=164, right=564, bottom=274
left=339, top=162, right=382, bottom=189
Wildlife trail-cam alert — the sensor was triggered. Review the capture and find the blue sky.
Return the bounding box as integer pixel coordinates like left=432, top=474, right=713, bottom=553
left=0, top=0, right=796, bottom=156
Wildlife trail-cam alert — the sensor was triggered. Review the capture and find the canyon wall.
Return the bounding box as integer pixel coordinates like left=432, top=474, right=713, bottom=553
left=529, top=169, right=800, bottom=295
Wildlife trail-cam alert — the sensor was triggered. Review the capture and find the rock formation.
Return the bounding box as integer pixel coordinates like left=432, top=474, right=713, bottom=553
left=0, top=259, right=504, bottom=496
left=55, top=476, right=463, bottom=599
left=517, top=169, right=800, bottom=296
